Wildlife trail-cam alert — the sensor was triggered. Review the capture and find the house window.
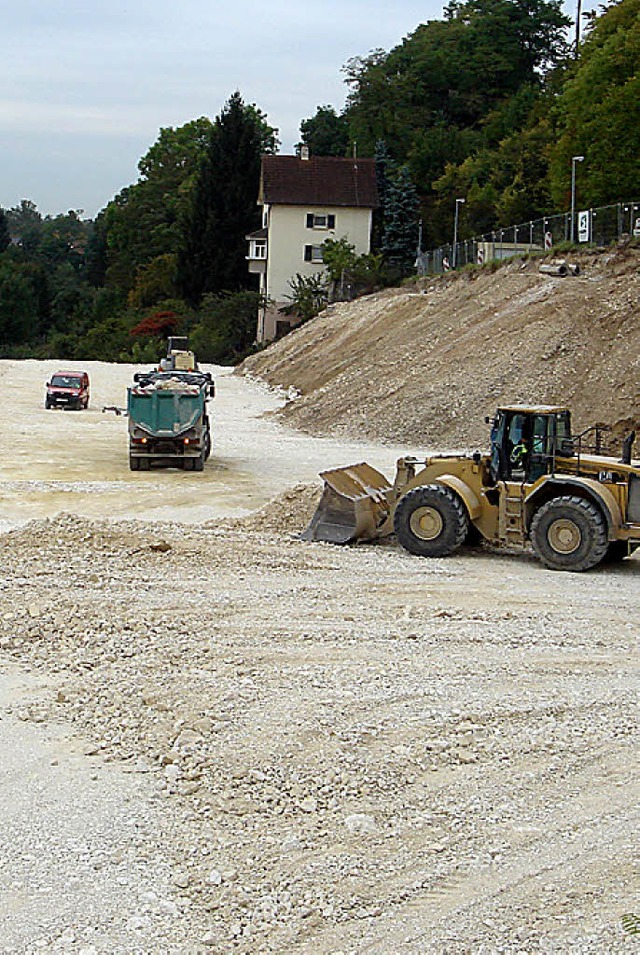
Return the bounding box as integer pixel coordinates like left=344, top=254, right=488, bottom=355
left=252, top=240, right=267, bottom=259
left=304, top=244, right=324, bottom=264
left=306, top=213, right=336, bottom=230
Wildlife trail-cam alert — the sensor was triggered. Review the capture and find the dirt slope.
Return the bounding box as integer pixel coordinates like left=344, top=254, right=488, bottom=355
left=240, top=247, right=640, bottom=450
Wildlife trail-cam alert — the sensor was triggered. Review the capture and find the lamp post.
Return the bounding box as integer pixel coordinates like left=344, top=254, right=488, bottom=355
left=453, top=198, right=465, bottom=267
left=570, top=155, right=584, bottom=242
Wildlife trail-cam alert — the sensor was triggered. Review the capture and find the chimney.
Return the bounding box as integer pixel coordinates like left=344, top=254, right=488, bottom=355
left=300, top=145, right=310, bottom=161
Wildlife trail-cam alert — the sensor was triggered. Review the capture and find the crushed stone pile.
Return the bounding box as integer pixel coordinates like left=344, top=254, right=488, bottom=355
left=221, top=483, right=322, bottom=536
left=240, top=247, right=640, bottom=451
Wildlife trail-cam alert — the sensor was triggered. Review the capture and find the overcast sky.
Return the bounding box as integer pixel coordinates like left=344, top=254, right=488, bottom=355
left=1, top=0, right=595, bottom=218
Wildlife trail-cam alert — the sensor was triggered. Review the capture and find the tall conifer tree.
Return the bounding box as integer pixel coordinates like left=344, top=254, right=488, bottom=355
left=178, top=92, right=277, bottom=304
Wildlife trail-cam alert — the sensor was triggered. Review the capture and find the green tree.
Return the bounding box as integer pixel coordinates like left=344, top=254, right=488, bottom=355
left=6, top=200, right=43, bottom=254
left=0, top=259, right=40, bottom=349
left=343, top=0, right=571, bottom=245
left=189, top=290, right=263, bottom=364
left=0, top=208, right=10, bottom=252
left=549, top=0, right=640, bottom=208
left=102, top=117, right=213, bottom=291
left=127, top=253, right=178, bottom=308
left=381, top=166, right=419, bottom=275
left=178, top=91, right=278, bottom=304
left=282, top=274, right=329, bottom=323
left=299, top=106, right=350, bottom=156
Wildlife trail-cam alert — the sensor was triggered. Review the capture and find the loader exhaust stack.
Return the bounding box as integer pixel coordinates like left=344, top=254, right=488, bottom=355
left=301, top=463, right=395, bottom=544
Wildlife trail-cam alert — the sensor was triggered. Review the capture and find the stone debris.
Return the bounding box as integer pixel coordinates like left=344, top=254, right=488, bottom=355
left=0, top=508, right=637, bottom=953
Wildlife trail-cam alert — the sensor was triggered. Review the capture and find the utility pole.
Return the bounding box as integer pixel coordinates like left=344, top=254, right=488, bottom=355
left=575, top=0, right=582, bottom=57
left=453, top=198, right=465, bottom=268
left=570, top=155, right=584, bottom=243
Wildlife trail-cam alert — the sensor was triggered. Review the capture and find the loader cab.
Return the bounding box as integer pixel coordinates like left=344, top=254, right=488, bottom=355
left=489, top=406, right=573, bottom=484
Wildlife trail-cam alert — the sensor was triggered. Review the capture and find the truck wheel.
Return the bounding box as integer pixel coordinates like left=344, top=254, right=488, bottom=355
left=129, top=456, right=140, bottom=471
left=193, top=453, right=204, bottom=472
left=530, top=495, right=608, bottom=571
left=394, top=484, right=469, bottom=558
left=139, top=458, right=150, bottom=471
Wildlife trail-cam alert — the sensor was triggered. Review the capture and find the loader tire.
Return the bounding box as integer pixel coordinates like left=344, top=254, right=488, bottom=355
left=394, top=484, right=468, bottom=558
left=530, top=495, right=608, bottom=572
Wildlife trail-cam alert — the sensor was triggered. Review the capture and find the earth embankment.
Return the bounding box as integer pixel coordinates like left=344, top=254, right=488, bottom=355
left=240, top=247, right=640, bottom=450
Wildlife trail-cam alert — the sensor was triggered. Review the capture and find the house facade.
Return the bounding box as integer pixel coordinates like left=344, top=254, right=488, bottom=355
left=247, top=151, right=378, bottom=342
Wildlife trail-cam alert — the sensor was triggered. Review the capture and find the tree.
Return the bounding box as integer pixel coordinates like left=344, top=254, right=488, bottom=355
left=178, top=91, right=278, bottom=304
left=548, top=0, right=640, bottom=208
left=343, top=0, right=570, bottom=200
left=189, top=291, right=263, bottom=363
left=102, top=117, right=214, bottom=291
left=321, top=237, right=387, bottom=297
left=299, top=106, right=350, bottom=157
left=6, top=200, right=43, bottom=254
left=0, top=208, right=10, bottom=253
left=282, top=274, right=329, bottom=322
left=0, top=259, right=40, bottom=349
left=381, top=167, right=419, bottom=275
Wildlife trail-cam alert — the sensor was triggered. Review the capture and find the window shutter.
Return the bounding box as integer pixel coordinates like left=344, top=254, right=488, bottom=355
left=306, top=214, right=314, bottom=229
left=327, top=214, right=335, bottom=229
left=304, top=245, right=312, bottom=262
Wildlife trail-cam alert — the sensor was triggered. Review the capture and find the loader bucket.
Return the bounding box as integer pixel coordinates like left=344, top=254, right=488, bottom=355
left=301, top=462, right=395, bottom=544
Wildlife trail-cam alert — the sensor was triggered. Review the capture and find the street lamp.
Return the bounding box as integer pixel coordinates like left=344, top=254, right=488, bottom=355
left=570, top=155, right=584, bottom=242
left=453, top=198, right=465, bottom=267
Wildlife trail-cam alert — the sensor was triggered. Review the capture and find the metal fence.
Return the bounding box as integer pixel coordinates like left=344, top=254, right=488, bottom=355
left=416, top=199, right=640, bottom=275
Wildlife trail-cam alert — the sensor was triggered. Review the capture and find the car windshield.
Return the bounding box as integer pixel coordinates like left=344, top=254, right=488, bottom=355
left=51, top=375, right=82, bottom=388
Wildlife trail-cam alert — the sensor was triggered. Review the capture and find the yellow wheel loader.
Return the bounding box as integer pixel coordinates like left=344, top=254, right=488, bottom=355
left=302, top=406, right=640, bottom=572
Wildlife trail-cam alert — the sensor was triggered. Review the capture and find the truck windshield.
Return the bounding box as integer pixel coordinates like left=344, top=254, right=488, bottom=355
left=51, top=376, right=81, bottom=388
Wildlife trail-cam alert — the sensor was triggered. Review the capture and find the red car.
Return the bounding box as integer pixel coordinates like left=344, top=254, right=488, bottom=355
left=45, top=370, right=90, bottom=410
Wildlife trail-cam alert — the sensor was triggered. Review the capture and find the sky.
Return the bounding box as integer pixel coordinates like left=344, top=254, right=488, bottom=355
left=1, top=0, right=597, bottom=219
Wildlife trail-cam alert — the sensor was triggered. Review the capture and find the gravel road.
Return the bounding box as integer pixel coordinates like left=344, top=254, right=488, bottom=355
left=0, top=360, right=638, bottom=954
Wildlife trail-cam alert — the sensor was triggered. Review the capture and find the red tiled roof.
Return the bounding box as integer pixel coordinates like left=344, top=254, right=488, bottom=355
left=260, top=155, right=378, bottom=208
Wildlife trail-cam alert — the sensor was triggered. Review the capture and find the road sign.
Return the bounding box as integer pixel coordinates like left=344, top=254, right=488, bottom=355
left=578, top=210, right=591, bottom=243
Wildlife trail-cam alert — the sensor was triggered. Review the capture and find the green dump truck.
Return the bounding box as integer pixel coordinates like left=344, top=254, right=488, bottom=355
left=127, top=370, right=215, bottom=471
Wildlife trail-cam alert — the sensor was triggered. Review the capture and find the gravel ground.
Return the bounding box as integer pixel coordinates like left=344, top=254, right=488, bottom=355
left=0, top=361, right=638, bottom=953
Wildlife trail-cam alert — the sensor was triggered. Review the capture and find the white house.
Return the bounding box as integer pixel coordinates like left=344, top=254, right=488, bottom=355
left=247, top=149, right=379, bottom=342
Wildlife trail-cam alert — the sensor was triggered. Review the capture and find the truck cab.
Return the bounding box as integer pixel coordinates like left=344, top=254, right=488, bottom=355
left=488, top=405, right=573, bottom=484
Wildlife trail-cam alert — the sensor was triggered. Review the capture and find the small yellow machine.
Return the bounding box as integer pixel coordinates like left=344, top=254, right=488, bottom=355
left=302, top=406, right=640, bottom=572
